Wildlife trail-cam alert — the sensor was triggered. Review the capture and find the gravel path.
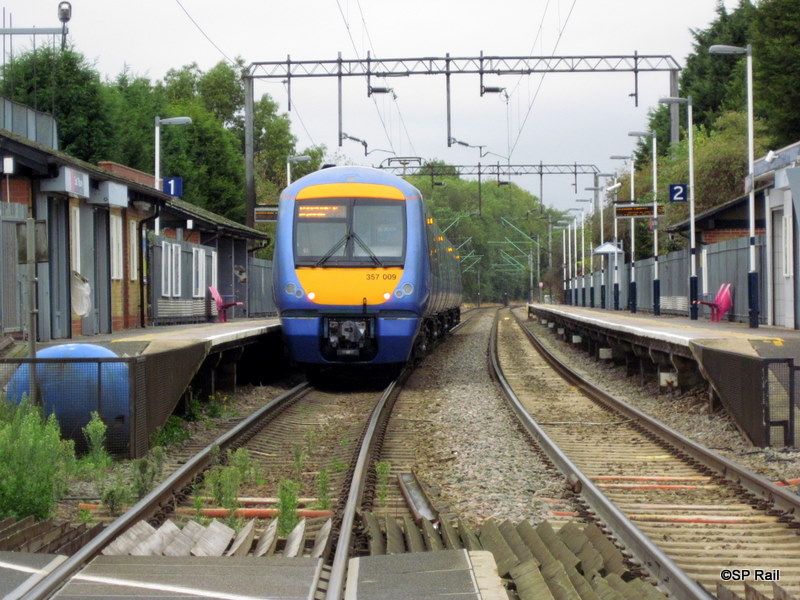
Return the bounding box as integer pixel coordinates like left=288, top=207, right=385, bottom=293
left=391, top=308, right=571, bottom=526
left=515, top=307, right=800, bottom=482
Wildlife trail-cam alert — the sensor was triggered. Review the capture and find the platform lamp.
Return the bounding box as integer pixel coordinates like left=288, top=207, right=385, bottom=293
left=709, top=44, right=758, bottom=328
left=659, top=96, right=698, bottom=320
left=286, top=154, right=311, bottom=185
left=629, top=130, right=660, bottom=315
left=610, top=154, right=637, bottom=313
left=154, top=116, right=192, bottom=190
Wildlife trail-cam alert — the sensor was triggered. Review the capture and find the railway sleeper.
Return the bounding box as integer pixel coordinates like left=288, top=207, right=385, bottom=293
left=356, top=512, right=668, bottom=599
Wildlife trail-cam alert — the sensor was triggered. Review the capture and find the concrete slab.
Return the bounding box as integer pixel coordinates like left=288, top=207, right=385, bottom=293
left=0, top=551, right=66, bottom=597
left=54, top=555, right=322, bottom=599
left=345, top=549, right=506, bottom=600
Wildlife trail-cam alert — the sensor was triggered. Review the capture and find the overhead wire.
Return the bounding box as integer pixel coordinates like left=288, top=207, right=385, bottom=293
left=508, top=0, right=577, bottom=159
left=173, top=0, right=235, bottom=65
left=354, top=0, right=418, bottom=155
left=283, top=82, right=318, bottom=147
left=335, top=0, right=396, bottom=154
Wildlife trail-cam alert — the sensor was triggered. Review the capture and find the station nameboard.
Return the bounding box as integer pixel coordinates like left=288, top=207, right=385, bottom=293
left=254, top=205, right=279, bottom=222
left=616, top=204, right=665, bottom=218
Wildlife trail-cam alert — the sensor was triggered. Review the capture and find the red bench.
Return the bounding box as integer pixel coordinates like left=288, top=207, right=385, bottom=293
left=694, top=282, right=733, bottom=322
left=209, top=286, right=243, bottom=322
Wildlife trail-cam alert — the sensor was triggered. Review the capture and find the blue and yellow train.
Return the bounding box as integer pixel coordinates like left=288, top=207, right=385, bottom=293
left=273, top=166, right=462, bottom=366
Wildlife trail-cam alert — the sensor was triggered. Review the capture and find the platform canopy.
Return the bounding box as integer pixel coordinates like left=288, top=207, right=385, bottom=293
left=593, top=241, right=623, bottom=255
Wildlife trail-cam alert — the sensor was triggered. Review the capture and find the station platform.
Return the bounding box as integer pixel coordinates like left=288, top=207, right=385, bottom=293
left=526, top=304, right=800, bottom=448
left=47, top=555, right=322, bottom=599
left=0, top=551, right=65, bottom=598
left=0, top=318, right=283, bottom=457
left=345, top=549, right=507, bottom=599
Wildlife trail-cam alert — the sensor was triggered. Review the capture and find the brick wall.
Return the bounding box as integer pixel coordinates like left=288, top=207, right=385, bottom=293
left=97, top=161, right=156, bottom=188
left=0, top=176, right=32, bottom=205
left=701, top=228, right=765, bottom=244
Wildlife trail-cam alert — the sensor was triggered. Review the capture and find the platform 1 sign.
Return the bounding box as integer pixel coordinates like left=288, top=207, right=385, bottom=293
left=163, top=176, right=183, bottom=198
left=669, top=183, right=688, bottom=202
left=254, top=205, right=279, bottom=222
left=616, top=204, right=665, bottom=218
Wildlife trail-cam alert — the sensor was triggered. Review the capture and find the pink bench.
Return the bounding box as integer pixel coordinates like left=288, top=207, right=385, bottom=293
left=695, top=283, right=733, bottom=322
left=209, top=286, right=243, bottom=323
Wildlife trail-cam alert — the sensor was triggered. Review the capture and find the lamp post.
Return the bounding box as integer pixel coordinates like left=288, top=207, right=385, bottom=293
left=566, top=222, right=572, bottom=304
left=568, top=208, right=583, bottom=306
left=588, top=175, right=616, bottom=309
left=286, top=154, right=312, bottom=186
left=154, top=116, right=192, bottom=191
left=660, top=96, right=698, bottom=319
left=709, top=44, right=758, bottom=328
left=611, top=154, right=637, bottom=312
left=629, top=130, right=660, bottom=315
left=575, top=200, right=592, bottom=306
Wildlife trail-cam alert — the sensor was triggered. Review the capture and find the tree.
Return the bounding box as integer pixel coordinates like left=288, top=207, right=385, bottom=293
left=1, top=47, right=115, bottom=163
left=753, top=0, right=800, bottom=147
left=198, top=60, right=246, bottom=127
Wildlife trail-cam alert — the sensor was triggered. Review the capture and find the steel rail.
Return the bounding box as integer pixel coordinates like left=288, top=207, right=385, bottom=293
left=326, top=311, right=473, bottom=600
left=489, top=312, right=711, bottom=600
left=16, top=382, right=310, bottom=600
left=520, top=307, right=800, bottom=519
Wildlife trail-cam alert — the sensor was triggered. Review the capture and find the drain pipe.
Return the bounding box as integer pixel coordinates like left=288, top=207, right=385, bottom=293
left=138, top=203, right=161, bottom=328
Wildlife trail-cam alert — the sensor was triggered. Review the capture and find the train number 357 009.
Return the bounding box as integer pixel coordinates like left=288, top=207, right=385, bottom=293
left=366, top=273, right=398, bottom=281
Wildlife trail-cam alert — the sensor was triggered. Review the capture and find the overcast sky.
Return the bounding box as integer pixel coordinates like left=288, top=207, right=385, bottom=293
left=5, top=0, right=736, bottom=210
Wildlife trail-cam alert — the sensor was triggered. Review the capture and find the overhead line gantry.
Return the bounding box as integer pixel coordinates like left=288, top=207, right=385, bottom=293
left=243, top=51, right=681, bottom=226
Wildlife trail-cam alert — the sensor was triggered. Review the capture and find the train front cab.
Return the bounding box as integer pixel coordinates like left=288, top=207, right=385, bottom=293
left=277, top=179, right=426, bottom=366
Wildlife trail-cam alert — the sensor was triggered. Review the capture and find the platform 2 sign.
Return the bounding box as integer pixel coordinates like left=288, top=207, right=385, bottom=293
left=616, top=204, right=665, bottom=218
left=254, top=205, right=279, bottom=222
left=669, top=183, right=688, bottom=202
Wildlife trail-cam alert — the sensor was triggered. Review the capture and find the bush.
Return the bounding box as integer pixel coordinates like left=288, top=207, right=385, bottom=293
left=152, top=416, right=191, bottom=447
left=277, top=479, right=300, bottom=536
left=0, top=400, right=75, bottom=519
left=82, top=411, right=112, bottom=470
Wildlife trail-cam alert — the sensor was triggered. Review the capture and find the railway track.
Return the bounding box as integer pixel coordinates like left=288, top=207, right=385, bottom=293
left=14, top=313, right=472, bottom=600
left=494, top=307, right=800, bottom=600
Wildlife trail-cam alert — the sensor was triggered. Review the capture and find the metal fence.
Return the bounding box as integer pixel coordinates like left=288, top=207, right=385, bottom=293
left=578, top=236, right=767, bottom=324
left=0, top=98, right=58, bottom=149
left=248, top=258, right=276, bottom=316
left=0, top=341, right=208, bottom=457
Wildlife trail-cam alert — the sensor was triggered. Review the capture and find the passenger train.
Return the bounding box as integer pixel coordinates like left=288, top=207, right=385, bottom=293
left=273, top=166, right=462, bottom=367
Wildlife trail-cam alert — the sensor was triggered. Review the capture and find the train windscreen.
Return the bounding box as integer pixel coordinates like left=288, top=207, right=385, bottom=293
left=294, top=198, right=405, bottom=266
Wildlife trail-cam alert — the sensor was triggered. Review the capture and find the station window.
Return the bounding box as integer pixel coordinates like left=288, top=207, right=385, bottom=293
left=172, top=243, right=182, bottom=297
left=211, top=250, right=218, bottom=290
left=160, top=241, right=171, bottom=297
left=192, top=247, right=206, bottom=298
left=129, top=220, right=138, bottom=281
left=110, top=213, right=123, bottom=280
left=69, top=205, right=80, bottom=272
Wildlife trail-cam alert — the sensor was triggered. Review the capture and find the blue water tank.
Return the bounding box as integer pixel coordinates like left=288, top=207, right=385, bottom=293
left=6, top=344, right=130, bottom=453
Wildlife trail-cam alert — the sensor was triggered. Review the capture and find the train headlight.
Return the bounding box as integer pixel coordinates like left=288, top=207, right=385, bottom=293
left=383, top=292, right=391, bottom=301
left=402, top=283, right=413, bottom=295
left=285, top=283, right=296, bottom=295
left=394, top=289, right=403, bottom=298
left=294, top=289, right=303, bottom=298
left=307, top=292, right=316, bottom=300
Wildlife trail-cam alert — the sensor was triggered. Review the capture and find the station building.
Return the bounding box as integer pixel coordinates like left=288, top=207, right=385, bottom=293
left=0, top=98, right=272, bottom=344
left=666, top=141, right=800, bottom=328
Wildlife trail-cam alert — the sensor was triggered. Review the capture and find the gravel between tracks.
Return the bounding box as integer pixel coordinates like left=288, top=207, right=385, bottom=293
left=514, top=307, right=800, bottom=482
left=398, top=309, right=569, bottom=526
